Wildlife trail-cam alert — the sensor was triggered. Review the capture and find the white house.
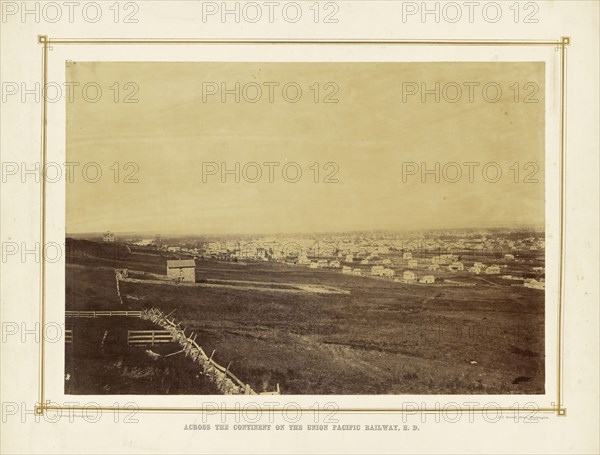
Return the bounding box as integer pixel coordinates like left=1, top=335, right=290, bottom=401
left=419, top=275, right=435, bottom=284
left=407, top=259, right=418, bottom=268
left=371, top=265, right=384, bottom=276
left=402, top=270, right=417, bottom=282
left=309, top=262, right=319, bottom=269
left=428, top=264, right=440, bottom=271
left=329, top=260, right=341, bottom=268
left=381, top=268, right=395, bottom=278
left=342, top=266, right=353, bottom=275
left=352, top=268, right=362, bottom=276
left=448, top=261, right=464, bottom=272
left=524, top=279, right=545, bottom=290
left=345, top=254, right=354, bottom=263
left=403, top=252, right=412, bottom=260
left=298, top=255, right=311, bottom=265
left=504, top=254, right=515, bottom=261
left=485, top=265, right=501, bottom=275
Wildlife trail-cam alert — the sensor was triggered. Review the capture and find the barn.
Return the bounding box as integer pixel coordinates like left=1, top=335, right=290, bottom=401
left=166, top=259, right=196, bottom=282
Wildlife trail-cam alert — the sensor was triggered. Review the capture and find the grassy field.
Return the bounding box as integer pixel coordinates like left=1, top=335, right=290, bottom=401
left=65, top=240, right=544, bottom=395
left=65, top=317, right=220, bottom=394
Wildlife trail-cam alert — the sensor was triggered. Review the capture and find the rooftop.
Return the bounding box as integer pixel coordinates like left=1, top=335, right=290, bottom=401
left=166, top=259, right=196, bottom=268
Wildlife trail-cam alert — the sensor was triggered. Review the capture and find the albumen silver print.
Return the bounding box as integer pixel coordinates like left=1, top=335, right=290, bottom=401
left=65, top=61, right=545, bottom=395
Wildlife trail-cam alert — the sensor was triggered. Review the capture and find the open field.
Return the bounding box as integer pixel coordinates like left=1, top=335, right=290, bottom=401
left=121, top=271, right=350, bottom=294
left=65, top=239, right=544, bottom=395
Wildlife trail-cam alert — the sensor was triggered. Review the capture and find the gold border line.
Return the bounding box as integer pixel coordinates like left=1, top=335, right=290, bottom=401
left=37, top=35, right=49, bottom=415
left=557, top=35, right=569, bottom=417
left=35, top=36, right=569, bottom=416
left=44, top=38, right=563, bottom=45
left=40, top=406, right=562, bottom=414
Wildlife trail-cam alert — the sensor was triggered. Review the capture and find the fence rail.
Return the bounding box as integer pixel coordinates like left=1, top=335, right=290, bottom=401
left=66, top=310, right=142, bottom=318
left=140, top=307, right=280, bottom=396
left=65, top=297, right=280, bottom=394
left=127, top=330, right=175, bottom=346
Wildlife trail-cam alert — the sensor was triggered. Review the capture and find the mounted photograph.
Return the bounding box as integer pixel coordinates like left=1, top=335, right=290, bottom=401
left=65, top=61, right=545, bottom=396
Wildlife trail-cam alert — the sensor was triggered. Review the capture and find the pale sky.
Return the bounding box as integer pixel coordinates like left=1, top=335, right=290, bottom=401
left=66, top=62, right=544, bottom=235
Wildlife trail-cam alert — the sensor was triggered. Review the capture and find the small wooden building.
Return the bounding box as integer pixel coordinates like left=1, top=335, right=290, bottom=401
left=166, top=259, right=196, bottom=282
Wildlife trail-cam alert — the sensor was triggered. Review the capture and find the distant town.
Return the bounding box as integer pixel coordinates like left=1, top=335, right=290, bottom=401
left=79, top=228, right=546, bottom=291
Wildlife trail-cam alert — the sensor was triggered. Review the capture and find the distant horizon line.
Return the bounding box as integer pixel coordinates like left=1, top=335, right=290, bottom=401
left=66, top=225, right=545, bottom=238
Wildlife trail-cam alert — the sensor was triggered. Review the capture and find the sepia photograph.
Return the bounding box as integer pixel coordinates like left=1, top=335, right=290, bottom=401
left=2, top=1, right=599, bottom=454
left=65, top=61, right=546, bottom=396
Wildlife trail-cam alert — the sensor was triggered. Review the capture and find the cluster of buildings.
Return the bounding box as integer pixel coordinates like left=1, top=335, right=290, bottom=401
left=293, top=244, right=543, bottom=288
left=120, top=230, right=544, bottom=264
left=113, top=229, right=544, bottom=289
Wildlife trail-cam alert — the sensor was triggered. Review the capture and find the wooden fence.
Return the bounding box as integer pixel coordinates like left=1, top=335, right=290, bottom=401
left=65, top=293, right=280, bottom=395
left=140, top=307, right=280, bottom=396
left=65, top=310, right=142, bottom=318
left=127, top=330, right=175, bottom=346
